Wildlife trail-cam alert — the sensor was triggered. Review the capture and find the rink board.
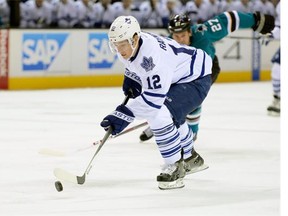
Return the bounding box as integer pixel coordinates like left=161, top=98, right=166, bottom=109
left=0, top=28, right=279, bottom=90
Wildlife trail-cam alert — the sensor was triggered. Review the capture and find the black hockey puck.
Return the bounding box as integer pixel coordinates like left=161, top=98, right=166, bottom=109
left=55, top=181, right=63, bottom=192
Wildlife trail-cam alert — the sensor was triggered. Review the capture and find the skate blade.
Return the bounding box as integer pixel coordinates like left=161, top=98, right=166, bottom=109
left=186, top=164, right=209, bottom=175
left=268, top=111, right=280, bottom=117
left=158, top=178, right=185, bottom=190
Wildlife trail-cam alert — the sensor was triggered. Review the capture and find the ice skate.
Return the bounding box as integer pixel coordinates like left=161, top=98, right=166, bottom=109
left=139, top=127, right=154, bottom=141
left=267, top=95, right=280, bottom=116
left=157, top=159, right=186, bottom=190
left=184, top=149, right=209, bottom=175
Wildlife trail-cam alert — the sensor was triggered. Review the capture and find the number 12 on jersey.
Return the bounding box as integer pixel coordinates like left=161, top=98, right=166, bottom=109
left=147, top=75, right=162, bottom=89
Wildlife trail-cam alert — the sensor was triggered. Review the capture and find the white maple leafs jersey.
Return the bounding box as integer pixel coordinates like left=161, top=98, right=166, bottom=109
left=272, top=2, right=280, bottom=40
left=56, top=0, right=78, bottom=28
left=20, top=0, right=53, bottom=28
left=121, top=32, right=212, bottom=120
left=0, top=0, right=9, bottom=27
left=74, top=0, right=96, bottom=28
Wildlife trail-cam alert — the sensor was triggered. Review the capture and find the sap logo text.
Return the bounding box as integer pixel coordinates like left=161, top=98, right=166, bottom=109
left=22, top=33, right=68, bottom=71
left=88, top=33, right=117, bottom=69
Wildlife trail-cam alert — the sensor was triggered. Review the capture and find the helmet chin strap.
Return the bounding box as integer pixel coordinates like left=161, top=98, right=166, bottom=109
left=128, top=36, right=139, bottom=59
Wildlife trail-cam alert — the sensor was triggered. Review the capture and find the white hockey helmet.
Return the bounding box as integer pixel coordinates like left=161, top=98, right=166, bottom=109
left=108, top=16, right=141, bottom=53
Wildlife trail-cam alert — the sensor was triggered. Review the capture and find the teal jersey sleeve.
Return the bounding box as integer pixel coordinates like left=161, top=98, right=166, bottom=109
left=190, top=11, right=256, bottom=58
left=197, top=11, right=256, bottom=43
left=190, top=30, right=216, bottom=58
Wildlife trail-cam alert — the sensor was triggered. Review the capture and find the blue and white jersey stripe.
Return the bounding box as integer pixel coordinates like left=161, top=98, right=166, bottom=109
left=140, top=91, right=166, bottom=109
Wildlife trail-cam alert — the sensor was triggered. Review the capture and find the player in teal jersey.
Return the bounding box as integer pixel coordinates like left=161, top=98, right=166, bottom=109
left=139, top=10, right=275, bottom=142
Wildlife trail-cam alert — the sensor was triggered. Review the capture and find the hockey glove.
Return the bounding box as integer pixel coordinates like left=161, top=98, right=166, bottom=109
left=252, top=11, right=275, bottom=34
left=122, top=75, right=142, bottom=98
left=261, top=33, right=274, bottom=46
left=100, top=105, right=135, bottom=135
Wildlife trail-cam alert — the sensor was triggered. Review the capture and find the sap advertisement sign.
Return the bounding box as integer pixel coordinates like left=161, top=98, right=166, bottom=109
left=20, top=31, right=120, bottom=74
left=22, top=33, right=69, bottom=71
left=88, top=33, right=117, bottom=69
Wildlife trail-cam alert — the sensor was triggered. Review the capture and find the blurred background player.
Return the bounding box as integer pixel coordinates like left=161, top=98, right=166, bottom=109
left=139, top=10, right=275, bottom=142
left=0, top=0, right=9, bottom=27
left=253, top=0, right=275, bottom=16
left=56, top=0, right=78, bottom=28
left=266, top=1, right=280, bottom=116
left=185, top=0, right=210, bottom=24
left=161, top=0, right=183, bottom=28
left=139, top=0, right=163, bottom=27
left=228, top=0, right=253, bottom=13
left=74, top=0, right=97, bottom=28
left=207, top=0, right=229, bottom=18
left=20, top=0, right=52, bottom=28
left=94, top=0, right=116, bottom=28
left=112, top=0, right=142, bottom=23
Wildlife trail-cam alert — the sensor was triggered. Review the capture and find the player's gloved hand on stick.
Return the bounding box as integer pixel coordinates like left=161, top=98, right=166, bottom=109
left=122, top=75, right=142, bottom=98
left=100, top=105, right=135, bottom=135
left=261, top=33, right=274, bottom=46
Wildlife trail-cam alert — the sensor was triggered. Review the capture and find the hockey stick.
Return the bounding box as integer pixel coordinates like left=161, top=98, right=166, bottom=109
left=53, top=95, right=130, bottom=185
left=39, top=144, right=96, bottom=157
left=94, top=121, right=148, bottom=145
left=54, top=127, right=112, bottom=184
left=228, top=36, right=261, bottom=40
left=40, top=121, right=148, bottom=157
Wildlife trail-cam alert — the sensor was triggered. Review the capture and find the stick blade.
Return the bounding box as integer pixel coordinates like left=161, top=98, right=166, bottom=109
left=39, top=148, right=66, bottom=157
left=54, top=168, right=86, bottom=184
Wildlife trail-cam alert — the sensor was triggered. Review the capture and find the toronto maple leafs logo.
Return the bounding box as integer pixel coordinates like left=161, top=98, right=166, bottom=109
left=140, top=56, right=155, bottom=72
left=125, top=18, right=131, bottom=24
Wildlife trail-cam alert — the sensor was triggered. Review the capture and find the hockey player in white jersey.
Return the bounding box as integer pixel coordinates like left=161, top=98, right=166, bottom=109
left=265, top=1, right=280, bottom=115
left=74, top=0, right=97, bottom=28
left=101, top=16, right=212, bottom=189
left=0, top=0, right=9, bottom=27
left=94, top=0, right=117, bottom=28
left=21, top=0, right=53, bottom=28
left=253, top=0, right=275, bottom=16
left=56, top=0, right=78, bottom=28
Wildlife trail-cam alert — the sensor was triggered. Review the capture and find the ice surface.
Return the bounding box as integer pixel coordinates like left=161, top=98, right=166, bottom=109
left=0, top=82, right=282, bottom=216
